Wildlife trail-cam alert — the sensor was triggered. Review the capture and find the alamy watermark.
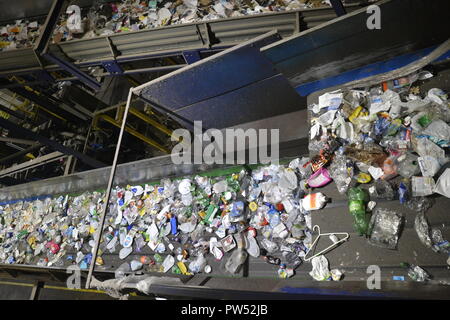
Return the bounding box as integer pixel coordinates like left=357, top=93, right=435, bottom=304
left=66, top=265, right=81, bottom=289
left=170, top=121, right=280, bottom=165
left=366, top=4, right=381, bottom=30
left=367, top=265, right=381, bottom=289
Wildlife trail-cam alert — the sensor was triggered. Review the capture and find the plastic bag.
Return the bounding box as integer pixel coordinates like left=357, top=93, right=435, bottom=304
left=296, top=157, right=312, bottom=179
left=427, top=88, right=448, bottom=105
left=368, top=207, right=403, bottom=249
left=405, top=196, right=434, bottom=213
left=369, top=88, right=394, bottom=115
left=417, top=156, right=440, bottom=177
left=415, top=137, right=445, bottom=161
left=422, top=120, right=450, bottom=142
left=260, top=238, right=279, bottom=254
left=318, top=91, right=343, bottom=110
left=430, top=228, right=450, bottom=254
left=368, top=166, right=384, bottom=180
left=434, top=168, right=450, bottom=198
left=278, top=168, right=298, bottom=190
left=188, top=254, right=207, bottom=273
left=369, top=179, right=395, bottom=200
left=411, top=176, right=435, bottom=197
left=397, top=153, right=420, bottom=178
left=328, top=154, right=353, bottom=194
left=333, top=116, right=355, bottom=141
left=309, top=255, right=331, bottom=281
left=414, top=211, right=433, bottom=248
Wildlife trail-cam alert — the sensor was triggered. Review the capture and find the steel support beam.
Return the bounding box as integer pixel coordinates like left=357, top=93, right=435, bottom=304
left=33, top=0, right=102, bottom=91
left=0, top=151, right=66, bottom=178
left=98, top=114, right=169, bottom=153
left=0, top=117, right=106, bottom=169
left=128, top=108, right=174, bottom=138
left=42, top=53, right=102, bottom=91
left=9, top=87, right=79, bottom=124
left=0, top=143, right=43, bottom=166
left=0, top=137, right=37, bottom=146
left=0, top=104, right=28, bottom=122
left=34, top=0, right=68, bottom=54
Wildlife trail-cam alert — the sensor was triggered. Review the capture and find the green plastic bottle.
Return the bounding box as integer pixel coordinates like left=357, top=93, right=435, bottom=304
left=347, top=187, right=370, bottom=236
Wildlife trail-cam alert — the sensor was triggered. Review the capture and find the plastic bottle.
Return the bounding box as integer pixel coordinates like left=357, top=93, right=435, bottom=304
left=381, top=74, right=416, bottom=92
left=400, top=262, right=431, bottom=282
left=347, top=187, right=370, bottom=236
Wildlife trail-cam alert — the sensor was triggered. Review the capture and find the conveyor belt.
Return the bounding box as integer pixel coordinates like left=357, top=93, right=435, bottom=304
left=304, top=69, right=450, bottom=283
left=0, top=5, right=363, bottom=76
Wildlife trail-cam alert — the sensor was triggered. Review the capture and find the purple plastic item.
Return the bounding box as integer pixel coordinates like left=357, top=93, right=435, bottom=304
left=307, top=167, right=333, bottom=188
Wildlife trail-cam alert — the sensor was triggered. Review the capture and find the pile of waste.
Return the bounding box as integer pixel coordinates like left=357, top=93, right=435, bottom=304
left=0, top=0, right=335, bottom=52
left=0, top=160, right=326, bottom=279
left=307, top=69, right=450, bottom=255
left=52, top=0, right=334, bottom=42
left=0, top=20, right=41, bottom=52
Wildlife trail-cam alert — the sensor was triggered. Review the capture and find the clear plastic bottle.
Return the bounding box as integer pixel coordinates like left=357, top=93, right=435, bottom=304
left=401, top=263, right=431, bottom=282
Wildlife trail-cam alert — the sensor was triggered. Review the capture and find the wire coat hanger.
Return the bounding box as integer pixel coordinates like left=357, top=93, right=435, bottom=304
left=304, top=225, right=349, bottom=262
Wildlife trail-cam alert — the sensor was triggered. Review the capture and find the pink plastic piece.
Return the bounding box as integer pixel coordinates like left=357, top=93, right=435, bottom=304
left=307, top=167, right=333, bottom=188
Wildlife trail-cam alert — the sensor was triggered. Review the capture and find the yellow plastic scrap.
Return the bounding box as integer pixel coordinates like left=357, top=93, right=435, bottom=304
left=356, top=172, right=372, bottom=184
left=249, top=202, right=258, bottom=212
left=27, top=236, right=36, bottom=247
left=177, top=262, right=191, bottom=275
left=348, top=106, right=362, bottom=123
left=96, top=257, right=104, bottom=266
